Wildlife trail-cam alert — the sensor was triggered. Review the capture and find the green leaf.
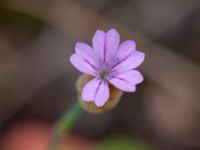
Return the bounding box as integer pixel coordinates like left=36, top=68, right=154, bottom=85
left=95, top=137, right=155, bottom=150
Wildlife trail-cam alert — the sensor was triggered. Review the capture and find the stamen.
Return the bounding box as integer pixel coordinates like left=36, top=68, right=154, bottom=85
left=99, top=70, right=107, bottom=79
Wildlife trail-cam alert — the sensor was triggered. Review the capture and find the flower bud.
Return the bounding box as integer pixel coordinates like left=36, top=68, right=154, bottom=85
left=76, top=74, right=123, bottom=113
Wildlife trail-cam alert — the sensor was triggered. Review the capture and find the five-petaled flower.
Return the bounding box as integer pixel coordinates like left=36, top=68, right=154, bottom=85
left=70, top=29, right=145, bottom=107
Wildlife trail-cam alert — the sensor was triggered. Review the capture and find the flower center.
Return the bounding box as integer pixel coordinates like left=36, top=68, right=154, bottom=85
left=99, top=69, right=108, bottom=80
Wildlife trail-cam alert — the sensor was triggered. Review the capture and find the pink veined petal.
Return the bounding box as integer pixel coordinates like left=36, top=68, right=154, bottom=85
left=92, top=30, right=106, bottom=64
left=69, top=54, right=96, bottom=75
left=111, top=70, right=144, bottom=85
left=112, top=50, right=145, bottom=73
left=82, top=79, right=110, bottom=107
left=105, top=29, right=120, bottom=64
left=117, top=40, right=136, bottom=59
left=81, top=78, right=101, bottom=102
left=94, top=80, right=110, bottom=107
left=109, top=76, right=136, bottom=92
left=75, top=42, right=98, bottom=68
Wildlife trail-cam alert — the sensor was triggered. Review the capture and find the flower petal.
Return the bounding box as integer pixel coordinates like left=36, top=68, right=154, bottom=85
left=105, top=29, right=120, bottom=63
left=92, top=30, right=105, bottom=64
left=117, top=40, right=136, bottom=59
left=70, top=54, right=96, bottom=75
left=82, top=78, right=101, bottom=102
left=112, top=50, right=145, bottom=72
left=75, top=42, right=98, bottom=68
left=109, top=76, right=136, bottom=92
left=81, top=79, right=110, bottom=107
left=111, top=70, right=144, bottom=85
left=94, top=81, right=110, bottom=107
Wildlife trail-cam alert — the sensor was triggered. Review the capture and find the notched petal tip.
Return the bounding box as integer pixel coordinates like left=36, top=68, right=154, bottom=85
left=136, top=51, right=145, bottom=66
left=75, top=42, right=82, bottom=47
left=134, top=70, right=144, bottom=84
left=69, top=53, right=76, bottom=65
left=92, top=29, right=106, bottom=42
left=116, top=40, right=137, bottom=60
left=93, top=29, right=106, bottom=38
left=139, top=51, right=145, bottom=59
left=75, top=42, right=93, bottom=52
left=125, top=40, right=136, bottom=49
left=94, top=100, right=105, bottom=107
left=107, top=28, right=118, bottom=33
left=106, top=28, right=120, bottom=39
left=138, top=50, right=145, bottom=57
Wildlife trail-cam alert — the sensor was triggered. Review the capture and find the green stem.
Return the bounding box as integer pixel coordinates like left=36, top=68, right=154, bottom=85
left=47, top=102, right=81, bottom=150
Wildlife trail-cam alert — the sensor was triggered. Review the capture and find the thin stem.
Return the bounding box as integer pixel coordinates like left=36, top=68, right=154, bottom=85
left=47, top=102, right=81, bottom=150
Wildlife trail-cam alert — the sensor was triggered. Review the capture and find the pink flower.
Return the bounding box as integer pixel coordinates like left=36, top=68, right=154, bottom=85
left=70, top=29, right=145, bottom=107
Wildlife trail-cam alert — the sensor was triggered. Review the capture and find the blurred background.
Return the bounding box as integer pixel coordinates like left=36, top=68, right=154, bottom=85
left=0, top=0, right=200, bottom=149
